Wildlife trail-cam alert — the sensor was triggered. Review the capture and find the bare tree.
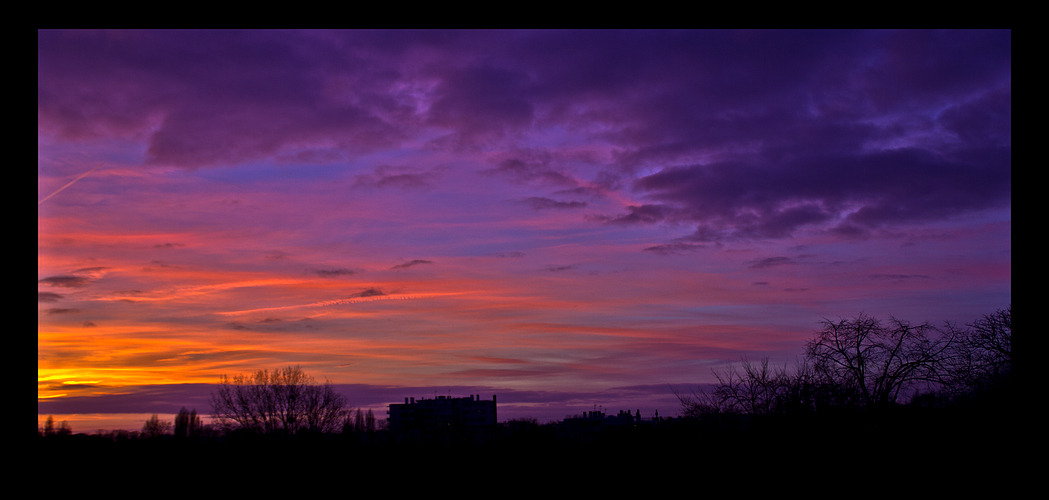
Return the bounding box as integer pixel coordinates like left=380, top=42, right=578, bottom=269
left=675, top=385, right=728, bottom=418
left=354, top=408, right=365, bottom=432
left=711, top=357, right=784, bottom=416
left=806, top=314, right=954, bottom=407
left=210, top=366, right=349, bottom=435
left=365, top=409, right=376, bottom=433
left=142, top=414, right=172, bottom=438
left=942, top=306, right=1011, bottom=397
left=683, top=309, right=1009, bottom=419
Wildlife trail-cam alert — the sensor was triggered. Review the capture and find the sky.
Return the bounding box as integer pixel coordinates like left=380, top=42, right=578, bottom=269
left=38, top=30, right=1011, bottom=431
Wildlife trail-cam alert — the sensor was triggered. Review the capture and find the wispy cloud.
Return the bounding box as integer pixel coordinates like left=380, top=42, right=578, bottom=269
left=521, top=197, right=587, bottom=210
left=391, top=260, right=433, bottom=270
left=868, top=273, right=935, bottom=284
left=44, top=308, right=80, bottom=315
left=38, top=292, right=64, bottom=302
left=313, top=268, right=357, bottom=278
left=38, top=276, right=92, bottom=288
left=643, top=242, right=704, bottom=255
left=488, top=252, right=526, bottom=258
left=352, top=166, right=443, bottom=190
left=748, top=257, right=796, bottom=269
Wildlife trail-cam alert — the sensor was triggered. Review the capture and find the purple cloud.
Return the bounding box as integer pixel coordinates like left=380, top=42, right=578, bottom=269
left=391, top=260, right=432, bottom=270
left=38, top=276, right=92, bottom=288
left=353, top=165, right=443, bottom=190
left=40, top=31, right=1009, bottom=242
left=38, top=292, right=64, bottom=302
left=44, top=308, right=81, bottom=315
left=313, top=268, right=357, bottom=278
left=748, top=257, right=795, bottom=269
left=521, top=197, right=587, bottom=210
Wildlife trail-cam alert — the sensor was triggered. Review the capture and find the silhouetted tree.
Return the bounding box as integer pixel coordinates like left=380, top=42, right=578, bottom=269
left=142, top=414, right=172, bottom=438
left=365, top=409, right=376, bottom=433
left=676, top=386, right=726, bottom=418
left=683, top=311, right=1001, bottom=418
left=174, top=407, right=203, bottom=439
left=503, top=417, right=540, bottom=435
left=354, top=408, right=365, bottom=432
left=806, top=314, right=954, bottom=407
left=682, top=356, right=834, bottom=418
left=210, top=366, right=348, bottom=435
left=942, top=306, right=1011, bottom=398
left=711, top=357, right=783, bottom=415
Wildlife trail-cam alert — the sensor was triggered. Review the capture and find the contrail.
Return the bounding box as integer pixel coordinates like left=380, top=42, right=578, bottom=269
left=218, top=294, right=418, bottom=316
left=38, top=163, right=104, bottom=205
left=217, top=291, right=473, bottom=316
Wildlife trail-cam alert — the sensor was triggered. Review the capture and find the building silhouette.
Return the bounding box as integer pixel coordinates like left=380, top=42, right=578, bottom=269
left=387, top=394, right=497, bottom=443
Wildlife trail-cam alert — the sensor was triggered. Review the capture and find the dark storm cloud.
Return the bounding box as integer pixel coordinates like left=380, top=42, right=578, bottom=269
left=391, top=260, right=432, bottom=269
left=357, top=288, right=386, bottom=297
left=38, top=275, right=92, bottom=288
left=38, top=292, right=64, bottom=302
left=521, top=197, right=587, bottom=210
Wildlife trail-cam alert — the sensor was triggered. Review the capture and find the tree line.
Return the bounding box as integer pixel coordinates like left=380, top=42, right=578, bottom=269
left=678, top=306, right=1011, bottom=418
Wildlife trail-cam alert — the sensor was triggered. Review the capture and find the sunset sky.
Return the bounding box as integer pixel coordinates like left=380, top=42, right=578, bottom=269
left=38, top=30, right=1010, bottom=430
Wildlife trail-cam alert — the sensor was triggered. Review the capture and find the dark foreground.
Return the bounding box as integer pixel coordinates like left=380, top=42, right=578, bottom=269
left=37, top=393, right=1019, bottom=493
